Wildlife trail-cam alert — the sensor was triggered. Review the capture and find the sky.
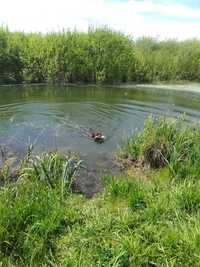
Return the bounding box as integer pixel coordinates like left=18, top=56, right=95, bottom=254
left=0, top=0, right=200, bottom=40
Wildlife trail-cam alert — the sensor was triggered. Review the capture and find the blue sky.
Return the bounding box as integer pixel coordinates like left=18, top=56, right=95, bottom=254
left=0, top=0, right=200, bottom=40
left=154, top=0, right=200, bottom=8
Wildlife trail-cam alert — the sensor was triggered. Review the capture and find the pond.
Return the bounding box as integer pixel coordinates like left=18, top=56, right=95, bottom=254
left=0, top=84, right=200, bottom=164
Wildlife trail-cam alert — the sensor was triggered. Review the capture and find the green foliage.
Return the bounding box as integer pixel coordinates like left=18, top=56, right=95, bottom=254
left=56, top=177, right=200, bottom=267
left=0, top=160, right=10, bottom=185
left=134, top=38, right=200, bottom=82
left=119, top=116, right=200, bottom=180
left=0, top=181, right=82, bottom=266
left=177, top=180, right=200, bottom=213
left=22, top=152, right=82, bottom=194
left=1, top=121, right=200, bottom=265
left=1, top=148, right=200, bottom=265
left=1, top=26, right=200, bottom=84
left=0, top=27, right=23, bottom=84
left=0, top=27, right=136, bottom=84
left=103, top=175, right=136, bottom=198
left=0, top=151, right=83, bottom=266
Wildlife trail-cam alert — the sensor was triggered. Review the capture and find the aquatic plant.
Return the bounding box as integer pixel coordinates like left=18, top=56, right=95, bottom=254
left=22, top=152, right=82, bottom=193
left=0, top=161, right=9, bottom=185
left=0, top=146, right=19, bottom=185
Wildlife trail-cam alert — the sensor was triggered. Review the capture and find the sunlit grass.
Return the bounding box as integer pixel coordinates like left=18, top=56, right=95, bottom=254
left=56, top=176, right=200, bottom=267
left=1, top=119, right=200, bottom=266
left=119, top=116, right=200, bottom=180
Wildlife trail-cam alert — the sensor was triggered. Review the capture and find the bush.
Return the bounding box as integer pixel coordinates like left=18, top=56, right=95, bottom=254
left=1, top=26, right=200, bottom=84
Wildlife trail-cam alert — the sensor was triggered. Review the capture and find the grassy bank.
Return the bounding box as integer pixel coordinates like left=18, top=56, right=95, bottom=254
left=118, top=116, right=200, bottom=180
left=1, top=118, right=200, bottom=266
left=1, top=26, right=200, bottom=85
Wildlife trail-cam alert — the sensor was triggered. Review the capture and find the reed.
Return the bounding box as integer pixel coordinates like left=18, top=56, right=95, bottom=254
left=1, top=27, right=200, bottom=85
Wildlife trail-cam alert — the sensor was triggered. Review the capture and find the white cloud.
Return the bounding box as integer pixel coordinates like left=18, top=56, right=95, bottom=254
left=0, top=0, right=200, bottom=40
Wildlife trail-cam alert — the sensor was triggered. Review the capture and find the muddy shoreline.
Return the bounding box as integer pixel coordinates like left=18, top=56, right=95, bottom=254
left=0, top=146, right=121, bottom=198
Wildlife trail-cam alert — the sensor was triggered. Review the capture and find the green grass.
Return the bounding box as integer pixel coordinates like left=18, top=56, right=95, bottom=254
left=118, top=116, right=200, bottom=180
left=1, top=120, right=200, bottom=266
left=0, top=152, right=83, bottom=266
left=0, top=175, right=199, bottom=266
left=56, top=177, right=200, bottom=267
left=22, top=151, right=82, bottom=194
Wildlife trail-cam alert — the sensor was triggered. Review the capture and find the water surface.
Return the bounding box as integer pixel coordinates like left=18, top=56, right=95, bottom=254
left=0, top=84, right=200, bottom=162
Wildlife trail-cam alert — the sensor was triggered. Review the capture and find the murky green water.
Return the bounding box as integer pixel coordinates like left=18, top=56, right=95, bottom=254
left=0, top=84, right=200, bottom=161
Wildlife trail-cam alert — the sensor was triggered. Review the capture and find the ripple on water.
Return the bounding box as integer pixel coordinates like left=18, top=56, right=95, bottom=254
left=0, top=85, right=200, bottom=157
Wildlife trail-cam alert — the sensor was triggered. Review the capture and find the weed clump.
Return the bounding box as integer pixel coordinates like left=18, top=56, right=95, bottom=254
left=119, top=116, right=200, bottom=179
left=22, top=151, right=83, bottom=193
left=144, top=142, right=169, bottom=168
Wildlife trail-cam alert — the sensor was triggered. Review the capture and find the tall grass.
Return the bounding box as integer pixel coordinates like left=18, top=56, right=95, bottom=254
left=1, top=124, right=200, bottom=265
left=119, top=116, right=200, bottom=180
left=0, top=151, right=83, bottom=266
left=0, top=180, right=83, bottom=266
left=56, top=176, right=200, bottom=267
left=1, top=26, right=200, bottom=85
left=0, top=159, right=200, bottom=266
left=22, top=152, right=82, bottom=194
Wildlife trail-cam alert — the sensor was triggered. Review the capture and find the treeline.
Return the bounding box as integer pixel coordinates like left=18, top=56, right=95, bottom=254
left=0, top=26, right=200, bottom=85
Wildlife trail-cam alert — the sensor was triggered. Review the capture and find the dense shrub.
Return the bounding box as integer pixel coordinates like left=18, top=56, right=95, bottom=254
left=0, top=28, right=23, bottom=84
left=1, top=27, right=200, bottom=84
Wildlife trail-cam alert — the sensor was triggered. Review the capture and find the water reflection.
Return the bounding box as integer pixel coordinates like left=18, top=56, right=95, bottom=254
left=0, top=84, right=200, bottom=160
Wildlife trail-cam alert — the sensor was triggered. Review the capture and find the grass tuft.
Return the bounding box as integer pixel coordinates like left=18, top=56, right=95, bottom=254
left=119, top=116, right=200, bottom=180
